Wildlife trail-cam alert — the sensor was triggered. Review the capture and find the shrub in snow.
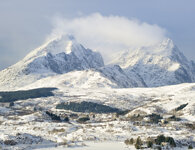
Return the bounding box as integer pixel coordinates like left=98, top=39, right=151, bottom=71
left=167, top=115, right=181, bottom=121
left=146, top=138, right=153, bottom=148
left=175, top=103, right=188, bottom=111
left=185, top=123, right=195, bottom=130
left=129, top=138, right=134, bottom=145
left=46, top=111, right=61, bottom=122
left=135, top=136, right=142, bottom=149
left=165, top=136, right=176, bottom=147
left=124, top=138, right=134, bottom=145
left=147, top=113, right=162, bottom=124
left=4, top=140, right=17, bottom=146
left=155, top=135, right=166, bottom=145
left=154, top=134, right=176, bottom=148
left=188, top=145, right=193, bottom=149
left=77, top=116, right=90, bottom=123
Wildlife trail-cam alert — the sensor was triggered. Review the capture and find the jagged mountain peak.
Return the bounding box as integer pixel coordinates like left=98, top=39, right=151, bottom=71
left=158, top=38, right=174, bottom=52
left=23, top=35, right=87, bottom=62
left=112, top=38, right=185, bottom=67
left=131, top=38, right=176, bottom=57
left=20, top=35, right=104, bottom=74
left=111, top=38, right=195, bottom=87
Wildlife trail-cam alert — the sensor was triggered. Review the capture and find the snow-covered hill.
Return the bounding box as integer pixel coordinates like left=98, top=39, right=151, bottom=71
left=112, top=39, right=195, bottom=87
left=20, top=65, right=145, bottom=90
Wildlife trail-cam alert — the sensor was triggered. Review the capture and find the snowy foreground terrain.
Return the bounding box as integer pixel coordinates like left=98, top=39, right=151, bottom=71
left=0, top=35, right=195, bottom=149
left=0, top=83, right=195, bottom=149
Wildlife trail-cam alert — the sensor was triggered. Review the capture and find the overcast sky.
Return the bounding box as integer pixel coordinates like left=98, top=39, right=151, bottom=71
left=0, top=0, right=195, bottom=70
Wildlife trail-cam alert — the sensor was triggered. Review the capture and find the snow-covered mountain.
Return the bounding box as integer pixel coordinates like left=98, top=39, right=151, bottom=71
left=112, top=39, right=195, bottom=87
left=22, top=35, right=104, bottom=74
left=0, top=35, right=144, bottom=90
left=0, top=35, right=104, bottom=90
left=0, top=36, right=194, bottom=90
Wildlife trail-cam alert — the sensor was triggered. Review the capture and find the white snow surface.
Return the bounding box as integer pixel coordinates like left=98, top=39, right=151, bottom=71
left=0, top=83, right=195, bottom=149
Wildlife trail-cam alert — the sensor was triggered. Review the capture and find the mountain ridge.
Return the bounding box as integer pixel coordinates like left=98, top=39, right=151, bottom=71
left=0, top=36, right=194, bottom=90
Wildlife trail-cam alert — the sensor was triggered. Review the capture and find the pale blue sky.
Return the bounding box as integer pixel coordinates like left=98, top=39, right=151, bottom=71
left=0, top=0, right=195, bottom=70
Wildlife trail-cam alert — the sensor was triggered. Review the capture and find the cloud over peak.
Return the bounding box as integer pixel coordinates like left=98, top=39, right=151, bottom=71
left=48, top=13, right=167, bottom=63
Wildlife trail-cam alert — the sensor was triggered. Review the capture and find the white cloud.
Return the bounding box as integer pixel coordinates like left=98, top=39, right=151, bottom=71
left=48, top=13, right=167, bottom=63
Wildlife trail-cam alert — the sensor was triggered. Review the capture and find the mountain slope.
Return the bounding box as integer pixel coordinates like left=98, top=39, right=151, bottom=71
left=97, top=65, right=146, bottom=88
left=20, top=65, right=145, bottom=90
left=112, top=39, right=195, bottom=87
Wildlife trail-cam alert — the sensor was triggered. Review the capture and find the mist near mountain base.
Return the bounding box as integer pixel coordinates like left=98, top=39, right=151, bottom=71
left=48, top=13, right=167, bottom=63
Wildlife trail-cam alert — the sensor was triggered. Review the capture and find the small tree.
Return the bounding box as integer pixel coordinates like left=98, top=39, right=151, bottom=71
left=9, top=102, right=14, bottom=107
left=125, top=138, right=134, bottom=146
left=77, top=116, right=90, bottom=123
left=64, top=117, right=69, bottom=122
left=124, top=139, right=130, bottom=145
left=129, top=138, right=134, bottom=145
left=165, top=136, right=176, bottom=147
left=135, top=136, right=142, bottom=149
left=46, top=111, right=61, bottom=121
left=188, top=145, right=193, bottom=149
left=147, top=140, right=153, bottom=148
left=155, top=135, right=166, bottom=145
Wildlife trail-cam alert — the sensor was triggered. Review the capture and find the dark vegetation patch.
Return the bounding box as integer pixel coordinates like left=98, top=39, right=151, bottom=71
left=46, top=111, right=61, bottom=122
left=46, top=111, right=69, bottom=122
left=4, top=140, right=17, bottom=146
left=0, top=88, right=57, bottom=103
left=155, top=135, right=176, bottom=147
left=185, top=123, right=195, bottom=130
left=124, top=138, right=134, bottom=145
left=135, top=136, right=143, bottom=149
left=167, top=115, right=181, bottom=121
left=175, top=103, right=188, bottom=111
left=188, top=145, right=193, bottom=149
left=125, top=135, right=176, bottom=149
left=129, top=114, right=144, bottom=122
left=116, top=110, right=129, bottom=116
left=127, top=112, right=182, bottom=125
left=56, top=101, right=122, bottom=114
left=147, top=113, right=162, bottom=124
left=77, top=116, right=90, bottom=123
